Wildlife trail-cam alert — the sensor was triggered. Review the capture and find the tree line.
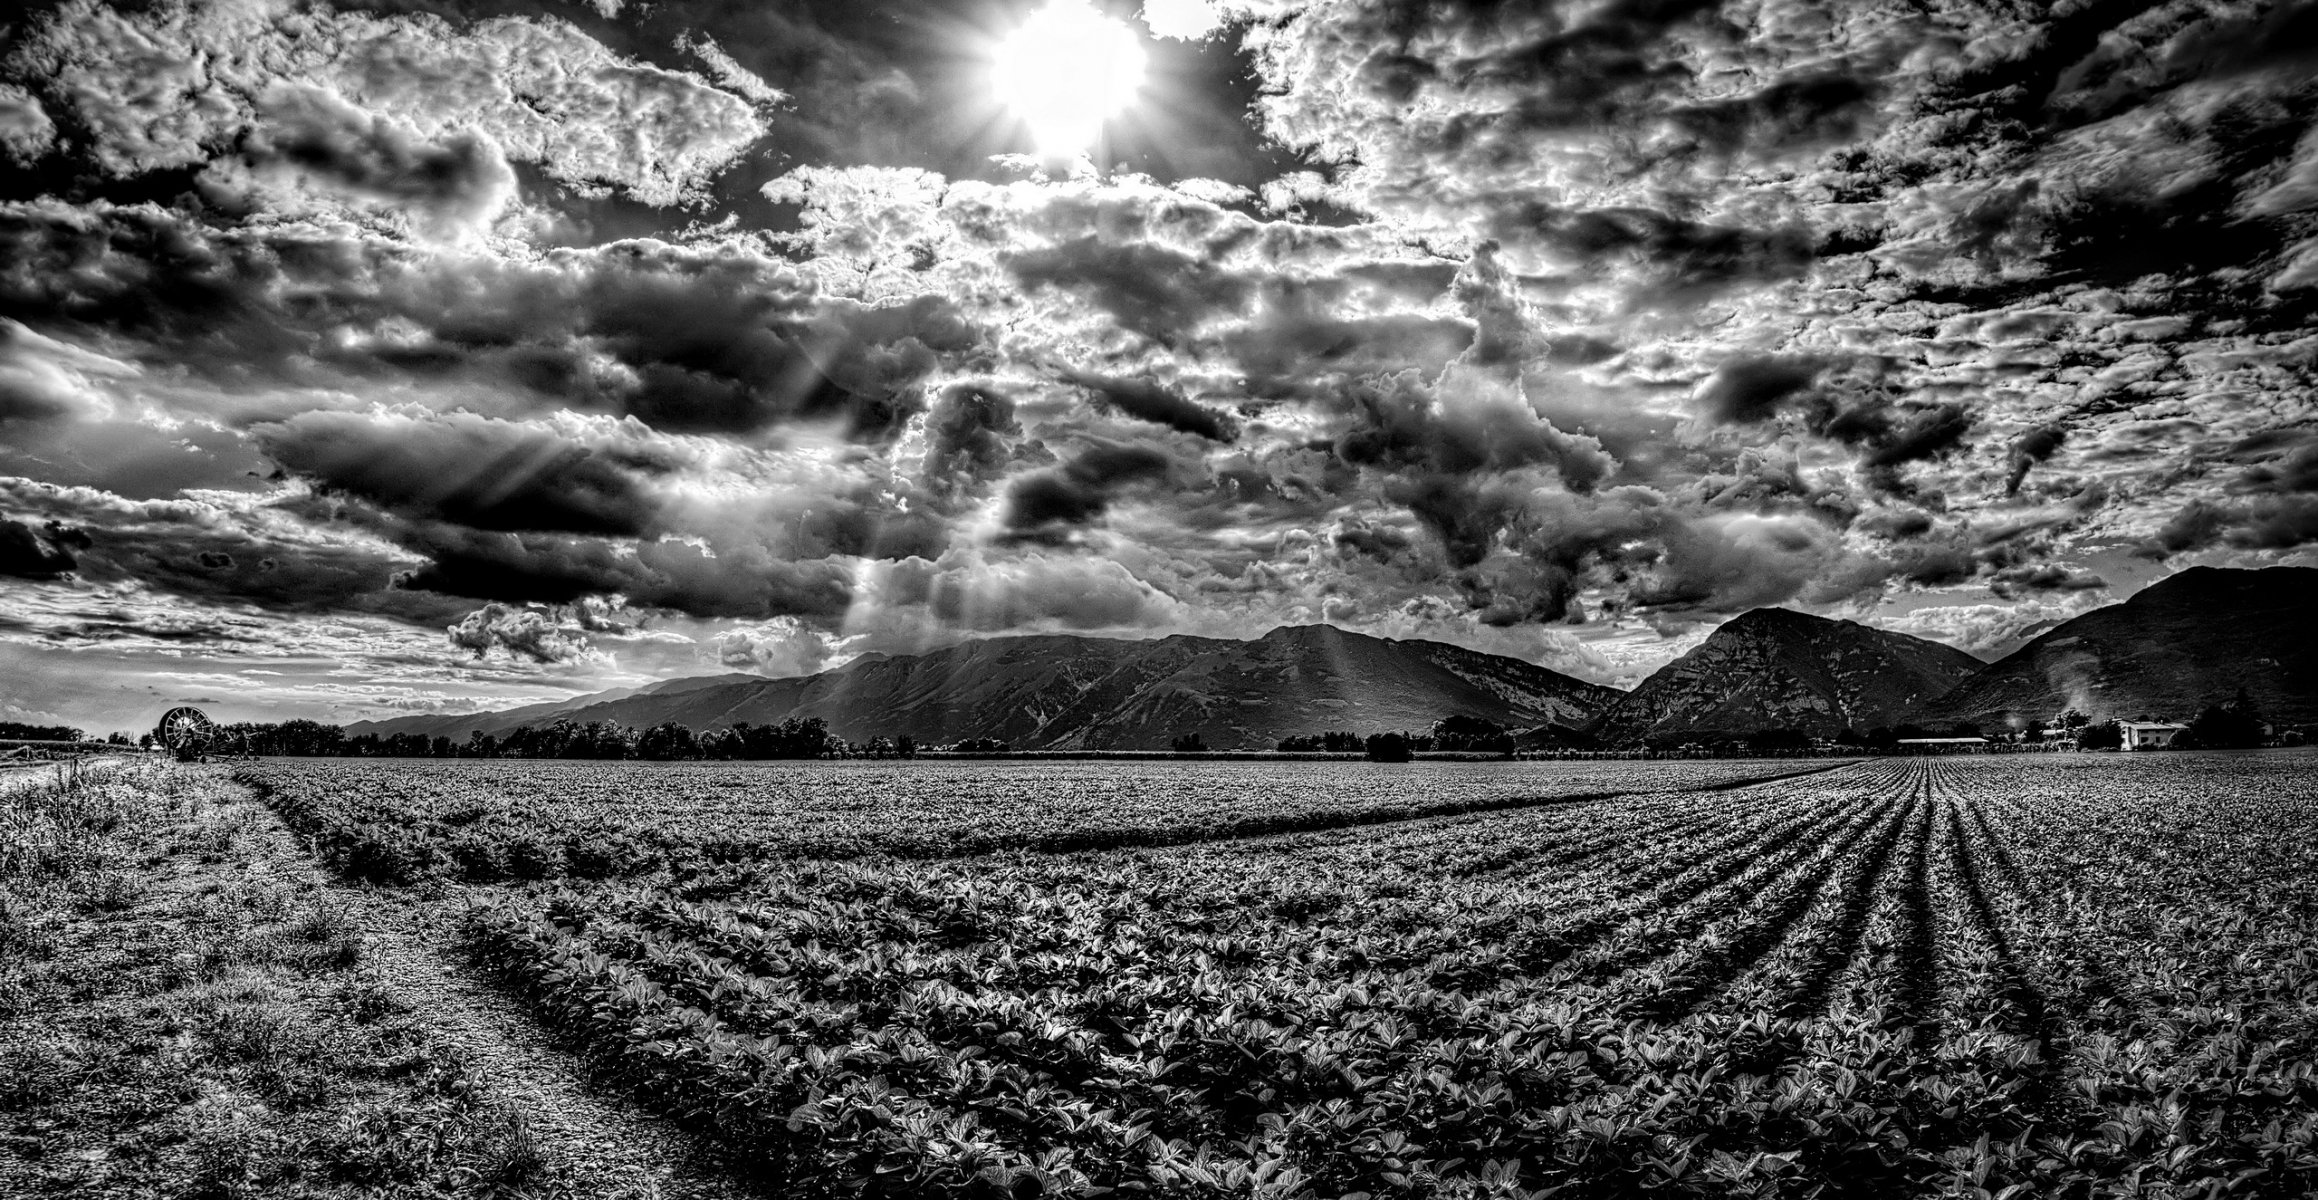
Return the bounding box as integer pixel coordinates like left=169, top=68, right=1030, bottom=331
left=0, top=721, right=84, bottom=742
left=206, top=717, right=914, bottom=760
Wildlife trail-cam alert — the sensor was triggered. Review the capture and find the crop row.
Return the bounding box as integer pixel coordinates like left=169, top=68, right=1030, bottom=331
left=237, top=756, right=1841, bottom=884
left=459, top=752, right=2318, bottom=1197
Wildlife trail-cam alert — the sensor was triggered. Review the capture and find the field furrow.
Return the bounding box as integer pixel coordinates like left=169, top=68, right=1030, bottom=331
left=229, top=748, right=2318, bottom=1199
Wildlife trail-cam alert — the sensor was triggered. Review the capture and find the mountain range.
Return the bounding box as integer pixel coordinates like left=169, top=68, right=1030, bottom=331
left=353, top=567, right=2318, bottom=748
left=352, top=623, right=1617, bottom=750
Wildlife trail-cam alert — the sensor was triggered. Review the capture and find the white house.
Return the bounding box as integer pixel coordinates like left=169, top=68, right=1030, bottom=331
left=2119, top=721, right=2187, bottom=750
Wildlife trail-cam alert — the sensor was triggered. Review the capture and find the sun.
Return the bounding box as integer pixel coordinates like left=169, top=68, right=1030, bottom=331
left=988, top=0, right=1148, bottom=156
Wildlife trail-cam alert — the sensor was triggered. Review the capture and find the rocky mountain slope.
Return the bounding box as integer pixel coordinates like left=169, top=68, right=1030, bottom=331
left=1588, top=608, right=1986, bottom=743
left=354, top=624, right=1619, bottom=750
left=1925, top=566, right=2318, bottom=728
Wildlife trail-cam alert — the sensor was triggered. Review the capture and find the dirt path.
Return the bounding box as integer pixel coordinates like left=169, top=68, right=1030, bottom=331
left=221, top=776, right=763, bottom=1200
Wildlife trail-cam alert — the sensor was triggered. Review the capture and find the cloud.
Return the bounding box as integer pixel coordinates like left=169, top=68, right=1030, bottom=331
left=1058, top=368, right=1239, bottom=441
left=1695, top=356, right=1827, bottom=425
left=1879, top=594, right=2108, bottom=658
left=0, top=519, right=87, bottom=580
left=0, top=84, right=53, bottom=165
left=1005, top=237, right=1252, bottom=347
left=0, top=320, right=131, bottom=424
left=678, top=33, right=787, bottom=106
left=861, top=553, right=1187, bottom=634
left=2146, top=495, right=2318, bottom=556
left=0, top=202, right=974, bottom=442
left=2, top=0, right=2317, bottom=723
left=714, top=616, right=834, bottom=677
left=2005, top=424, right=2069, bottom=496
left=1000, top=439, right=1178, bottom=540
left=447, top=602, right=602, bottom=664
left=1629, top=512, right=1856, bottom=615
left=920, top=382, right=1024, bottom=501
left=251, top=410, right=675, bottom=537
left=13, top=0, right=765, bottom=206
left=212, top=85, right=517, bottom=239
left=1143, top=0, right=1224, bottom=40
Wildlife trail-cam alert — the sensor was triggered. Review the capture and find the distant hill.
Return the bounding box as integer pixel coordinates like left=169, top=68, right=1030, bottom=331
left=1924, top=566, right=2318, bottom=728
left=1587, top=608, right=1986, bottom=743
left=344, top=672, right=763, bottom=743
left=352, top=624, right=1620, bottom=750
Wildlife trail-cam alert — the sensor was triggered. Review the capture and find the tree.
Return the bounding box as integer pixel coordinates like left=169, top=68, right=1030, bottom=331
left=2057, top=709, right=2090, bottom=731
left=1433, top=715, right=1514, bottom=754
left=1171, top=731, right=1208, bottom=753
left=2078, top=720, right=2122, bottom=751
left=2182, top=690, right=2264, bottom=750
left=1746, top=728, right=1811, bottom=754
left=1364, top=732, right=1413, bottom=762
left=636, top=722, right=698, bottom=761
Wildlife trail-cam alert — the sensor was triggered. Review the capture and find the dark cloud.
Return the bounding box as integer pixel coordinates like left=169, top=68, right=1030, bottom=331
left=2233, top=437, right=2318, bottom=495
left=1332, top=520, right=1414, bottom=563
left=1668, top=72, right=1884, bottom=157
left=921, top=381, right=1023, bottom=501
left=1813, top=399, right=1978, bottom=491
left=1989, top=564, right=2107, bottom=596
left=384, top=518, right=856, bottom=619
left=1625, top=514, right=1849, bottom=615
left=1058, top=368, right=1238, bottom=442
left=1695, top=356, right=1827, bottom=425
left=1891, top=544, right=1978, bottom=588
left=1337, top=368, right=1614, bottom=490
left=0, top=518, right=85, bottom=579
left=0, top=204, right=973, bottom=441
left=222, top=85, right=516, bottom=235
left=1859, top=509, right=1937, bottom=541
left=2005, top=424, right=2069, bottom=496
left=1497, top=204, right=1817, bottom=298
left=253, top=411, right=674, bottom=536
left=2145, top=492, right=2318, bottom=558
left=1000, top=439, right=1176, bottom=541
left=1005, top=238, right=1250, bottom=347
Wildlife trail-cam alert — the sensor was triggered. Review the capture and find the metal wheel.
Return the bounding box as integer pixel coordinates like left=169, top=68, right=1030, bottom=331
left=155, top=706, right=216, bottom=761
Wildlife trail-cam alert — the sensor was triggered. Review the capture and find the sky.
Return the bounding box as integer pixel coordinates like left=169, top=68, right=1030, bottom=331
left=1, top=0, right=2315, bottom=734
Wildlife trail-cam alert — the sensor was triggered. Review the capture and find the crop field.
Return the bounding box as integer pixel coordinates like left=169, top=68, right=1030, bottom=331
left=234, top=757, right=1836, bottom=883
left=432, top=751, right=2318, bottom=1199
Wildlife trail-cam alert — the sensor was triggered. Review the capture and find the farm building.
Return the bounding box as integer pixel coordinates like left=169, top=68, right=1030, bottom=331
left=2118, top=721, right=2188, bottom=750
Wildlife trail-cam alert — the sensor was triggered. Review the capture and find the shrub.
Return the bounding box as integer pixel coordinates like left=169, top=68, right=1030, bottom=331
left=342, top=830, right=437, bottom=884
left=504, top=835, right=561, bottom=880
left=446, top=831, right=507, bottom=882
left=565, top=836, right=626, bottom=880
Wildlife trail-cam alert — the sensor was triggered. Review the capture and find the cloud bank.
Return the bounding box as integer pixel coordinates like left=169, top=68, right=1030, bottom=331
left=1, top=0, right=2314, bottom=725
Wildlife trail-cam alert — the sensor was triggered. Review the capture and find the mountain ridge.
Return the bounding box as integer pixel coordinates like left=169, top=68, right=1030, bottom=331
left=351, top=568, right=2318, bottom=748
left=1926, top=565, right=2318, bottom=728
left=1587, top=607, right=1986, bottom=743
left=351, top=624, right=1621, bottom=750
